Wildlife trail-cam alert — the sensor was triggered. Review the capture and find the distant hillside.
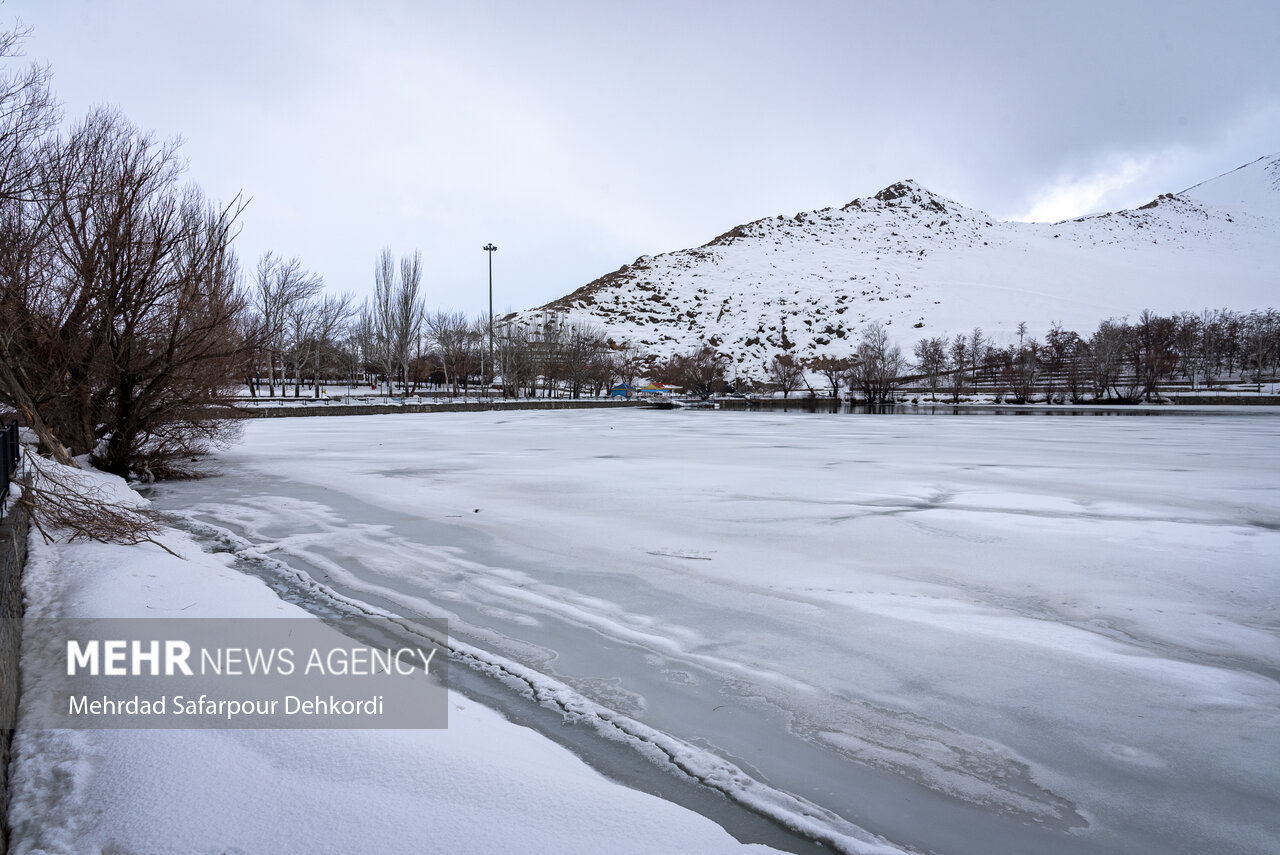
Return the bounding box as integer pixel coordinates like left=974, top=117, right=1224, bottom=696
left=514, top=154, right=1280, bottom=379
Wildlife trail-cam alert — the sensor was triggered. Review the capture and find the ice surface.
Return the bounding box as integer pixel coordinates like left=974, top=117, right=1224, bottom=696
left=8, top=465, right=784, bottom=855
left=147, top=409, right=1280, bottom=855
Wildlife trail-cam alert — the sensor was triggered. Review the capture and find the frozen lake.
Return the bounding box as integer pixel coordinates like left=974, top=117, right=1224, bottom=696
left=152, top=409, right=1280, bottom=855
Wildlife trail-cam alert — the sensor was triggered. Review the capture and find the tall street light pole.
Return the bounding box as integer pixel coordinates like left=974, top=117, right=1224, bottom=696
left=483, top=243, right=497, bottom=394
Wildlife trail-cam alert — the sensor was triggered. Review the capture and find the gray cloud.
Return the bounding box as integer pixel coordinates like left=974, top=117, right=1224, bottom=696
left=7, top=0, right=1277, bottom=313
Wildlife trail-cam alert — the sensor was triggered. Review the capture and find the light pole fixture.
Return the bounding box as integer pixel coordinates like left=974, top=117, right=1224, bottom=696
left=483, top=243, right=497, bottom=392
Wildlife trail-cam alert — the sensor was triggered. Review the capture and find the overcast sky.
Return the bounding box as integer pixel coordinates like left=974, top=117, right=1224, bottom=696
left=6, top=0, right=1278, bottom=316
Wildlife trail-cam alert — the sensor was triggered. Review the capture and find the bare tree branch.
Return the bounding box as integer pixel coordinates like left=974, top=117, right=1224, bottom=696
left=15, top=452, right=179, bottom=557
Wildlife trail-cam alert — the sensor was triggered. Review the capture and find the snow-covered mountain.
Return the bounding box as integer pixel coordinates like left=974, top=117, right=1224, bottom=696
left=517, top=154, right=1279, bottom=376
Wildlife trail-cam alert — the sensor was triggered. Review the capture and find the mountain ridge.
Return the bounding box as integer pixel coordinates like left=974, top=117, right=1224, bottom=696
left=517, top=155, right=1279, bottom=377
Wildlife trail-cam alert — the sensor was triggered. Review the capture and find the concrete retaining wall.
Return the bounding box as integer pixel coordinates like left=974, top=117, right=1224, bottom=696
left=721, top=395, right=1280, bottom=411
left=1167, top=395, right=1280, bottom=405
left=234, top=399, right=651, bottom=418
left=0, top=502, right=29, bottom=854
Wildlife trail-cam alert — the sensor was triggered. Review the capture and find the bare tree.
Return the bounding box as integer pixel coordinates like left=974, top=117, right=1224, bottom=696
left=806, top=354, right=853, bottom=399
left=252, top=253, right=323, bottom=396
left=370, top=248, right=426, bottom=395
left=768, top=354, right=805, bottom=398
left=1132, top=308, right=1177, bottom=401
left=560, top=322, right=606, bottom=399
left=251, top=252, right=282, bottom=395
left=0, top=22, right=57, bottom=204
left=427, top=310, right=476, bottom=396
left=490, top=320, right=527, bottom=397
left=968, top=327, right=987, bottom=386
left=0, top=107, right=251, bottom=478
left=395, top=250, right=426, bottom=389
left=1243, top=310, right=1277, bottom=391
left=0, top=20, right=255, bottom=556
left=655, top=345, right=726, bottom=399
left=612, top=341, right=643, bottom=388
left=846, top=322, right=906, bottom=409
left=285, top=290, right=318, bottom=397
left=347, top=306, right=377, bottom=392
left=1043, top=322, right=1078, bottom=402
left=911, top=337, right=947, bottom=401
left=1064, top=337, right=1089, bottom=404
left=948, top=334, right=969, bottom=403
left=308, top=291, right=353, bottom=397
left=0, top=22, right=68, bottom=461
left=1009, top=339, right=1039, bottom=403
left=371, top=249, right=398, bottom=394
left=535, top=317, right=566, bottom=397
left=1194, top=309, right=1222, bottom=388
left=1090, top=318, right=1142, bottom=402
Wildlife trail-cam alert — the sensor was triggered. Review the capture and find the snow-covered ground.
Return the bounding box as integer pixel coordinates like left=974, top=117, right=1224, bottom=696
left=113, top=408, right=1280, bottom=855
left=8, top=465, right=783, bottom=854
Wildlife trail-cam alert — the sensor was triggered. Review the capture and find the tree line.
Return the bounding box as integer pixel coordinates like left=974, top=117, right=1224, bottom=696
left=650, top=308, right=1278, bottom=407
left=242, top=275, right=646, bottom=402
left=906, top=309, right=1279, bottom=404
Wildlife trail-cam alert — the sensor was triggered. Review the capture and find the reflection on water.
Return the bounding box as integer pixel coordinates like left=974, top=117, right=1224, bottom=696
left=718, top=399, right=1273, bottom=416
